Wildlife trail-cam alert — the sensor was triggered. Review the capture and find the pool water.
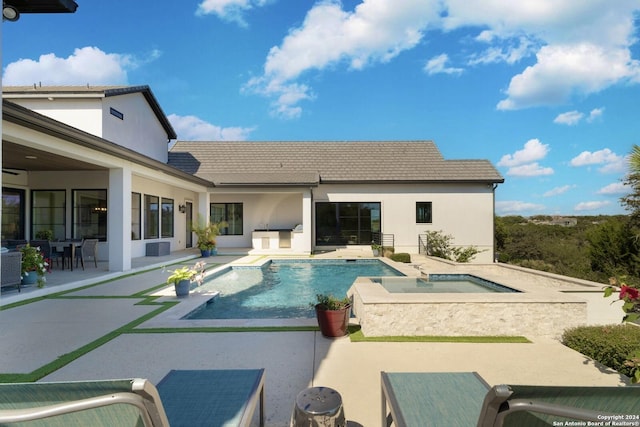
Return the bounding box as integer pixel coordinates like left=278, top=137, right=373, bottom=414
left=187, top=259, right=403, bottom=319
left=373, top=274, right=519, bottom=293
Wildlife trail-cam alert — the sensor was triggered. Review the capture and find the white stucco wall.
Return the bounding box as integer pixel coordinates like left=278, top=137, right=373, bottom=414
left=8, top=93, right=169, bottom=163
left=131, top=175, right=202, bottom=257
left=102, top=93, right=169, bottom=163
left=314, top=182, right=496, bottom=262
left=210, top=191, right=303, bottom=248
left=8, top=98, right=103, bottom=136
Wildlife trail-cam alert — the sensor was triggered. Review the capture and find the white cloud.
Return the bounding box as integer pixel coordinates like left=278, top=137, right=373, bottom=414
left=1, top=46, right=155, bottom=85
left=574, top=200, right=611, bottom=211
left=468, top=36, right=537, bottom=66
left=553, top=110, right=584, bottom=126
left=543, top=185, right=573, bottom=197
left=424, top=54, right=463, bottom=75
left=498, top=139, right=553, bottom=176
left=244, top=1, right=640, bottom=117
left=587, top=107, right=605, bottom=122
left=570, top=148, right=625, bottom=173
left=496, top=200, right=545, bottom=215
left=440, top=1, right=640, bottom=110
left=168, top=114, right=254, bottom=140
left=498, top=139, right=549, bottom=167
left=244, top=0, right=438, bottom=118
left=554, top=107, right=605, bottom=125
left=597, top=182, right=628, bottom=195
left=497, top=43, right=640, bottom=110
left=196, top=0, right=269, bottom=26
left=505, top=163, right=554, bottom=177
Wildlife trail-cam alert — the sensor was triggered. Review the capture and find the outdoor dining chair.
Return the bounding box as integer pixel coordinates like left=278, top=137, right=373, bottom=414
left=75, top=238, right=99, bottom=269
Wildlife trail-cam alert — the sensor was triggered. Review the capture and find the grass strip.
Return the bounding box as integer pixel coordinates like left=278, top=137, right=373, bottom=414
left=0, top=299, right=178, bottom=383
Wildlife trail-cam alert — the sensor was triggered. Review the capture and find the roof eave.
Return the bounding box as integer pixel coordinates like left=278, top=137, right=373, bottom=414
left=2, top=100, right=209, bottom=187
left=319, top=178, right=505, bottom=185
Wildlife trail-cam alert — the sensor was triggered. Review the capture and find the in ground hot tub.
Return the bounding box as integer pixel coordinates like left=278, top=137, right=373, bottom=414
left=348, top=275, right=587, bottom=339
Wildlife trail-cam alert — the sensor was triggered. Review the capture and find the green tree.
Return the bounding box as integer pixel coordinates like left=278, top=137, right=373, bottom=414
left=586, top=217, right=639, bottom=283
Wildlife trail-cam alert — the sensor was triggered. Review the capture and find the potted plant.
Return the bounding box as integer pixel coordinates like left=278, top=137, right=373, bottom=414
left=166, top=261, right=206, bottom=297
left=371, top=242, right=382, bottom=256
left=20, top=244, right=49, bottom=288
left=191, top=217, right=228, bottom=257
left=312, top=293, right=351, bottom=338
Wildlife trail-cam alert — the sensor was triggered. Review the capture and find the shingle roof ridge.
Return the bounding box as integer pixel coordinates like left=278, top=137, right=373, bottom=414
left=174, top=139, right=435, bottom=143
left=2, top=85, right=127, bottom=93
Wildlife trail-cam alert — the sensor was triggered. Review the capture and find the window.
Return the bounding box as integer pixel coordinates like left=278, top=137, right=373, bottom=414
left=315, top=202, right=381, bottom=245
left=131, top=192, right=141, bottom=240
left=416, top=202, right=432, bottom=223
left=2, top=187, right=25, bottom=240
left=145, top=195, right=159, bottom=239
left=110, top=107, right=124, bottom=120
left=73, top=189, right=107, bottom=240
left=32, top=190, right=66, bottom=240
left=161, top=198, right=174, bottom=238
left=210, top=203, right=243, bottom=235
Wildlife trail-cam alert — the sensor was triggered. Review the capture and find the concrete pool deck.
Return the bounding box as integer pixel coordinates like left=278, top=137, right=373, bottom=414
left=0, top=249, right=630, bottom=426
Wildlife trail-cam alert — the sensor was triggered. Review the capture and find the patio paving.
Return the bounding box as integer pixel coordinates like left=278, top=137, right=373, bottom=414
left=0, top=250, right=631, bottom=426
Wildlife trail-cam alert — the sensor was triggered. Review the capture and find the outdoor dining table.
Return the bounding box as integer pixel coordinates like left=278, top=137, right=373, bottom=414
left=50, top=241, right=82, bottom=271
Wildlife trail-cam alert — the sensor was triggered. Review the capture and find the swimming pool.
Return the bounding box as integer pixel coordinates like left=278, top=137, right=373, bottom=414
left=373, top=274, right=519, bottom=293
left=187, top=259, right=403, bottom=319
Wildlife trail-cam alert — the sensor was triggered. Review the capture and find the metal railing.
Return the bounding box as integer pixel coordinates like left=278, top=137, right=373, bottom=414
left=418, top=233, right=428, bottom=255
left=372, top=232, right=394, bottom=249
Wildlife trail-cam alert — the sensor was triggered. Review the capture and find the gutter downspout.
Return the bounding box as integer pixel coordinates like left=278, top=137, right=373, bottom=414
left=492, top=183, right=499, bottom=263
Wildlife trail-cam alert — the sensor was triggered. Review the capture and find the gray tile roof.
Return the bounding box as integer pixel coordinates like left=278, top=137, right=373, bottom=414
left=169, top=141, right=504, bottom=186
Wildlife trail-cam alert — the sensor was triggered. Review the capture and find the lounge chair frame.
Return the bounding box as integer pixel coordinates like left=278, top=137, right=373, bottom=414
left=0, top=378, right=170, bottom=426
left=477, top=384, right=636, bottom=427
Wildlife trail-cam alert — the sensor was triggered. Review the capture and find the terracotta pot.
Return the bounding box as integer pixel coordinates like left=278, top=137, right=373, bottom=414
left=315, top=304, right=351, bottom=338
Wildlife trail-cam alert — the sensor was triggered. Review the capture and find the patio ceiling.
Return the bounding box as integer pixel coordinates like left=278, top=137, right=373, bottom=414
left=2, top=140, right=104, bottom=173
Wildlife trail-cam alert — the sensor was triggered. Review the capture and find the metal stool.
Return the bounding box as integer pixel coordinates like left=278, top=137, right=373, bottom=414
left=291, top=386, right=346, bottom=427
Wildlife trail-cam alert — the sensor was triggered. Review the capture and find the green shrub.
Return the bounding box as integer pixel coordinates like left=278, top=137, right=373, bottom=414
left=389, top=253, right=411, bottom=263
left=562, top=324, right=640, bottom=378
left=424, top=230, right=483, bottom=262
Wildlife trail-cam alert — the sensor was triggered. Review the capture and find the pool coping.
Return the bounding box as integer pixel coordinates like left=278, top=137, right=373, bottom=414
left=141, top=255, right=410, bottom=329
left=141, top=254, right=613, bottom=331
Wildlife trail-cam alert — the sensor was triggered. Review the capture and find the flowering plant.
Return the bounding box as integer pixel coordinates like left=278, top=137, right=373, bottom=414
left=604, top=277, right=640, bottom=323
left=19, top=244, right=49, bottom=288
left=166, top=261, right=206, bottom=286
left=604, top=277, right=640, bottom=382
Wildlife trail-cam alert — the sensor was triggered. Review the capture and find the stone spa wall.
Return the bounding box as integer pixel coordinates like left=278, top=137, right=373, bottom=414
left=348, top=279, right=588, bottom=339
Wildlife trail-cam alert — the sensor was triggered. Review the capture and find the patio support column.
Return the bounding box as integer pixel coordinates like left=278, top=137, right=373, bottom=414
left=198, top=191, right=210, bottom=222
left=302, top=189, right=312, bottom=254
left=108, top=167, right=132, bottom=271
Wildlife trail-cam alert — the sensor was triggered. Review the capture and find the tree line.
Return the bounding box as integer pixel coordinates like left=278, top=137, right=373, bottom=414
left=496, top=145, right=640, bottom=287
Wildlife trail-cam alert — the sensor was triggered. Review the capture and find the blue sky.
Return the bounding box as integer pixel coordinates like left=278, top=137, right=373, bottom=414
left=2, top=0, right=640, bottom=216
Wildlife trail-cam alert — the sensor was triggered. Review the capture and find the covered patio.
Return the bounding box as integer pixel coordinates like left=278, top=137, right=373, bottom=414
left=0, top=248, right=250, bottom=303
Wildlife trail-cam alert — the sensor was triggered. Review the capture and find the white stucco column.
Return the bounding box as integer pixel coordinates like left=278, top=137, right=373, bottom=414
left=302, top=189, right=313, bottom=254
left=108, top=167, right=132, bottom=271
left=198, top=191, right=210, bottom=221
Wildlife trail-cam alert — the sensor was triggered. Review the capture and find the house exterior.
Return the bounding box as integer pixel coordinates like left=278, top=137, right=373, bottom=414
left=1, top=85, right=504, bottom=270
